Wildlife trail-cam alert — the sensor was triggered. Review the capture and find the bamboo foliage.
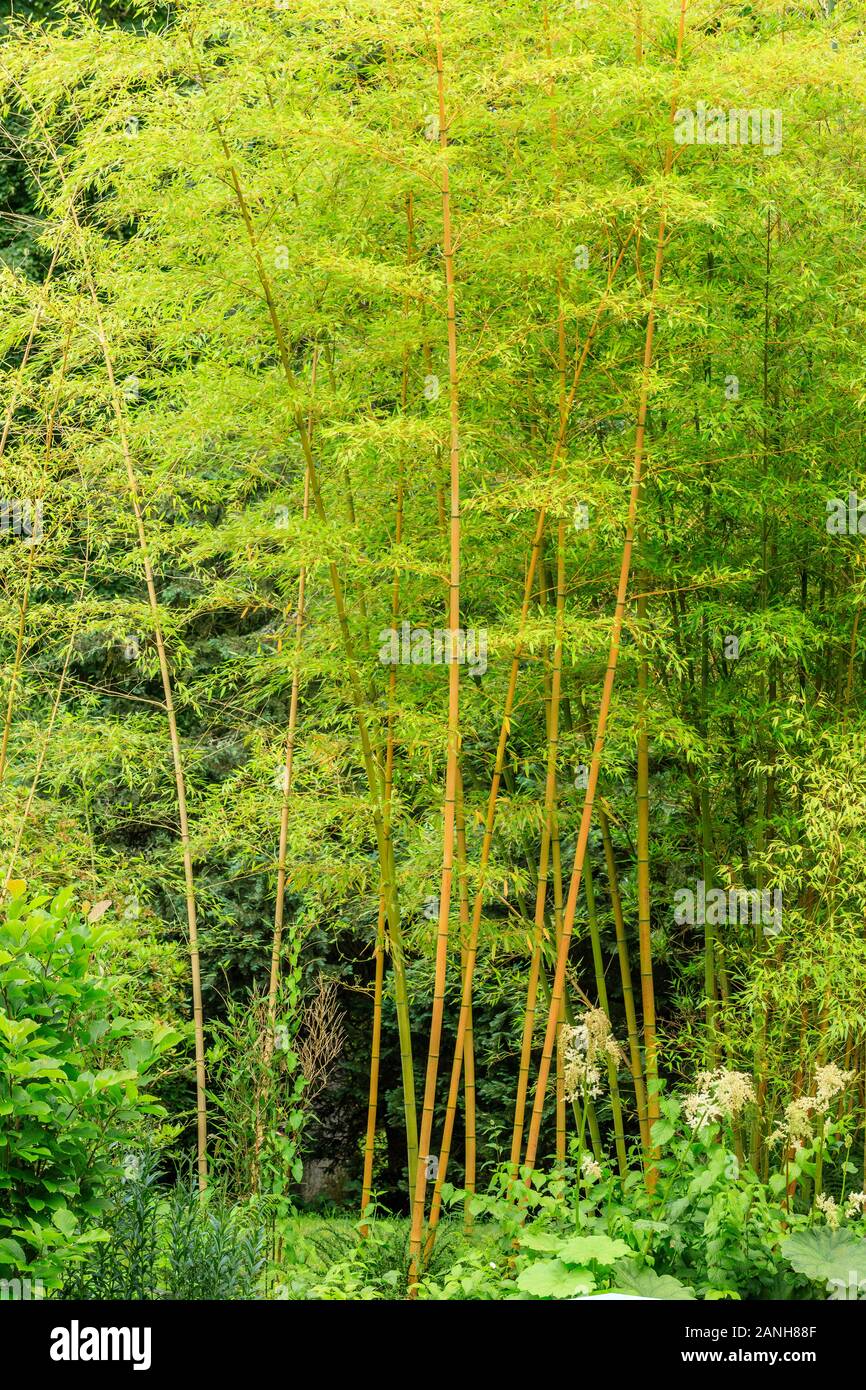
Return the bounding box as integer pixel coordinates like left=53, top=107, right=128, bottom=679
left=425, top=240, right=633, bottom=1247
left=0, top=248, right=61, bottom=791
left=408, top=2, right=462, bottom=1281
left=523, top=0, right=690, bottom=1175
left=509, top=519, right=566, bottom=1174
left=3, top=90, right=211, bottom=1186
left=3, top=0, right=866, bottom=1271
left=192, top=69, right=423, bottom=1190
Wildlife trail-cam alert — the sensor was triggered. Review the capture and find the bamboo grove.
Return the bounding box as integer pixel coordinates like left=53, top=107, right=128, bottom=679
left=2, top=0, right=866, bottom=1292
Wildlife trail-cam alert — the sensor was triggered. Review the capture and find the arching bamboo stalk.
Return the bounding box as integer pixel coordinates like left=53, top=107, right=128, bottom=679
left=252, top=356, right=317, bottom=1195
left=509, top=519, right=566, bottom=1173
left=635, top=585, right=660, bottom=1186
left=599, top=795, right=650, bottom=1152
left=266, top=459, right=311, bottom=1019
left=568, top=691, right=649, bottom=1152
left=83, top=265, right=210, bottom=1190
left=408, top=3, right=462, bottom=1282
left=455, top=769, right=476, bottom=1226
left=0, top=89, right=210, bottom=1185
left=433, top=485, right=478, bottom=1213
left=423, top=238, right=633, bottom=1247
left=360, top=448, right=403, bottom=1228
left=550, top=757, right=567, bottom=1165
left=523, top=0, right=689, bottom=1173
left=583, top=852, right=629, bottom=1175
left=361, top=189, right=420, bottom=1225
left=360, top=896, right=386, bottom=1233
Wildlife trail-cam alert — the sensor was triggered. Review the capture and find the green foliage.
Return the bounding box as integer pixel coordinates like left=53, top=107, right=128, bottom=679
left=0, top=0, right=865, bottom=1260
left=0, top=886, right=180, bottom=1286
left=275, top=1213, right=465, bottom=1301
left=291, top=1076, right=866, bottom=1299
left=611, top=1263, right=695, bottom=1301
left=61, top=1152, right=268, bottom=1300
left=781, top=1228, right=866, bottom=1292
left=206, top=974, right=307, bottom=1210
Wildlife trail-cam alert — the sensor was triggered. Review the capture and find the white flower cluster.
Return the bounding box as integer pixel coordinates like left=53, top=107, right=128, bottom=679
left=561, top=1008, right=623, bottom=1102
left=683, top=1069, right=755, bottom=1131
left=816, top=1193, right=840, bottom=1229
left=815, top=1063, right=855, bottom=1112
left=580, top=1153, right=602, bottom=1183
left=845, top=1191, right=866, bottom=1219
left=770, top=1064, right=855, bottom=1146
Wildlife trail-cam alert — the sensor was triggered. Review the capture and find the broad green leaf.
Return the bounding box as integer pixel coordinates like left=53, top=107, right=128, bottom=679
left=558, top=1234, right=632, bottom=1266
left=0, top=1238, right=27, bottom=1268
left=611, top=1260, right=695, bottom=1301
left=781, top=1229, right=866, bottom=1287
left=516, top=1259, right=595, bottom=1299
left=650, top=1118, right=675, bottom=1147
left=51, top=1208, right=78, bottom=1237
left=520, top=1228, right=566, bottom=1252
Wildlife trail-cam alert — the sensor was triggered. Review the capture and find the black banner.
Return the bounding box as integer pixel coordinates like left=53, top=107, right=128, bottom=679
left=4, top=1297, right=860, bottom=1378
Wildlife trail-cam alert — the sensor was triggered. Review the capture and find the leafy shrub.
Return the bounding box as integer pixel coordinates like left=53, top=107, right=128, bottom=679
left=61, top=1154, right=268, bottom=1301
left=275, top=1070, right=866, bottom=1301
left=275, top=1215, right=465, bottom=1301
left=418, top=1080, right=865, bottom=1301
left=207, top=976, right=307, bottom=1210
left=0, top=887, right=180, bottom=1287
